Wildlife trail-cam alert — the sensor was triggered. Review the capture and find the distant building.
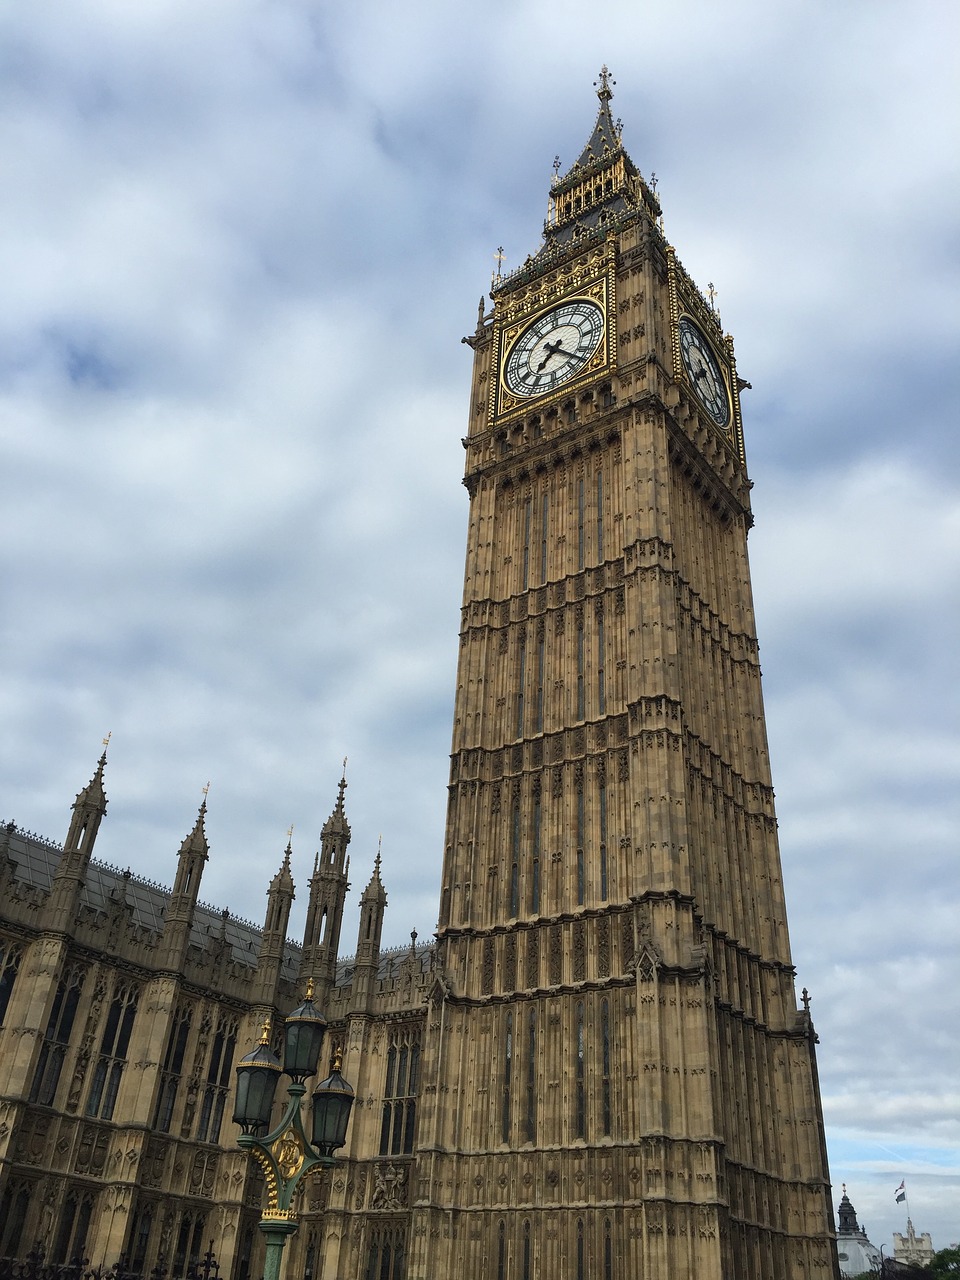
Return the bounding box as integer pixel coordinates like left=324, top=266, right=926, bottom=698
left=835, top=1188, right=881, bottom=1277
left=894, top=1219, right=935, bottom=1268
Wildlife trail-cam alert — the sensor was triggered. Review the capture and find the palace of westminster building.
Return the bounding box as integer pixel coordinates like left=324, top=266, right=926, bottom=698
left=0, top=73, right=840, bottom=1280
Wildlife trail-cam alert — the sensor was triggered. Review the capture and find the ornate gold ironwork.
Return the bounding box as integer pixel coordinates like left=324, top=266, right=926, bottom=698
left=273, top=1128, right=305, bottom=1180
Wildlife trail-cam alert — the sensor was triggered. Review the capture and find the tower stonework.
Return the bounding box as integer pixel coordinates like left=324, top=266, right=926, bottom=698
left=410, top=74, right=838, bottom=1280
left=0, top=76, right=838, bottom=1280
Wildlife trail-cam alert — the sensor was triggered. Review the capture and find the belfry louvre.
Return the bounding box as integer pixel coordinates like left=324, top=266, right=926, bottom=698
left=0, top=73, right=838, bottom=1280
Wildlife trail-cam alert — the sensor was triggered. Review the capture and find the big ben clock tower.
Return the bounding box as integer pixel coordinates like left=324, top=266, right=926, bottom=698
left=409, top=70, right=838, bottom=1280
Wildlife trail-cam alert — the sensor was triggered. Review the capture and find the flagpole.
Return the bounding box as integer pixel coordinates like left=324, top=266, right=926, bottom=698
left=895, top=1179, right=909, bottom=1221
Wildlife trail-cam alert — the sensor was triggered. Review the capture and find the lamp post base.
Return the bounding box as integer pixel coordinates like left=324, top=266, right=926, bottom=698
left=258, top=1218, right=298, bottom=1280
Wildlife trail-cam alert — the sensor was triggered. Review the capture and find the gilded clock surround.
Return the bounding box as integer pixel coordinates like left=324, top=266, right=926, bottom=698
left=491, top=246, right=617, bottom=421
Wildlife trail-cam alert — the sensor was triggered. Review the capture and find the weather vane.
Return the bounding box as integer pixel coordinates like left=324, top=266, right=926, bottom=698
left=102, top=731, right=112, bottom=750
left=492, top=245, right=505, bottom=287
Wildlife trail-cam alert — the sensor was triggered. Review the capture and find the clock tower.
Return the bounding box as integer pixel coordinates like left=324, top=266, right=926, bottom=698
left=410, top=71, right=838, bottom=1279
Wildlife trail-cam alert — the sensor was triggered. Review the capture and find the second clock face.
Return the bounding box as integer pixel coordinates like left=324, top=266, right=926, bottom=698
left=678, top=317, right=729, bottom=428
left=504, top=299, right=605, bottom=398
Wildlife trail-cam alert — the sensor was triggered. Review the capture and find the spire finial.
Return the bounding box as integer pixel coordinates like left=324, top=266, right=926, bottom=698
left=375, top=834, right=383, bottom=876
left=200, top=781, right=210, bottom=814
left=305, top=977, right=315, bottom=1001
left=595, top=65, right=615, bottom=102
left=101, top=730, right=112, bottom=754
left=336, top=759, right=348, bottom=813
left=259, top=1016, right=271, bottom=1045
left=492, top=245, right=505, bottom=288
left=801, top=987, right=811, bottom=1012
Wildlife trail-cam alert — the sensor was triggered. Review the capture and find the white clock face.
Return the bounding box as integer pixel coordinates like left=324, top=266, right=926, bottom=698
left=504, top=300, right=604, bottom=398
left=678, top=317, right=729, bottom=428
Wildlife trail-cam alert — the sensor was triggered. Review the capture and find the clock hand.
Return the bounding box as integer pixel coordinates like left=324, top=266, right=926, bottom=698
left=536, top=339, right=564, bottom=372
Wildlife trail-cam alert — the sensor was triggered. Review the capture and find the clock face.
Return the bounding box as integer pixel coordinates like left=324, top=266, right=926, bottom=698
left=504, top=299, right=605, bottom=398
left=678, top=317, right=729, bottom=428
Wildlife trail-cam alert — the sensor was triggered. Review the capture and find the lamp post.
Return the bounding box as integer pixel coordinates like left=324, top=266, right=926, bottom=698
left=233, top=983, right=354, bottom=1280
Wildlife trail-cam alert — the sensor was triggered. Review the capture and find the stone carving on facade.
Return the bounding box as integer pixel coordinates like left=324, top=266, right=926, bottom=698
left=503, top=933, right=517, bottom=991
left=597, top=917, right=610, bottom=977
left=572, top=921, right=585, bottom=981
left=549, top=925, right=562, bottom=985
left=481, top=938, right=494, bottom=995
left=371, top=1163, right=407, bottom=1211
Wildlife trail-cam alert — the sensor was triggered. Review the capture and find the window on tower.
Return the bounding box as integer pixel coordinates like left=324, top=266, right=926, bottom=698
left=0, top=940, right=22, bottom=1025
left=87, top=982, right=139, bottom=1121
left=196, top=1014, right=238, bottom=1143
left=30, top=962, right=85, bottom=1107
left=153, top=1002, right=193, bottom=1133
left=365, top=1224, right=406, bottom=1280
left=379, top=1027, right=420, bottom=1156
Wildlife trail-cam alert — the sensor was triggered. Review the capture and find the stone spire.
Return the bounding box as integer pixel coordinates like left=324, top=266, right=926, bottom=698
left=352, top=843, right=388, bottom=1011
left=159, top=793, right=210, bottom=970
left=299, top=768, right=352, bottom=1004
left=42, top=744, right=110, bottom=934
left=254, top=836, right=296, bottom=1005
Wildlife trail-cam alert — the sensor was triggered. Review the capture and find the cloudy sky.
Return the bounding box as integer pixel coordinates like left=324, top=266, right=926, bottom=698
left=1, top=0, right=957, bottom=1252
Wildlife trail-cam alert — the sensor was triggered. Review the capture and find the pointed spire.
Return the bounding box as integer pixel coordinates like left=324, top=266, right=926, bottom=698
left=60, top=738, right=111, bottom=866
left=321, top=758, right=351, bottom=840
left=72, top=740, right=109, bottom=822
left=270, top=832, right=295, bottom=895
left=363, top=837, right=387, bottom=903
left=179, top=794, right=209, bottom=859
left=554, top=65, right=631, bottom=185
left=837, top=1187, right=860, bottom=1235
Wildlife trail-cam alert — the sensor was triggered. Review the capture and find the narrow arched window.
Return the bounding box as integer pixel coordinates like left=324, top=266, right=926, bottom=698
left=502, top=1011, right=513, bottom=1144
left=575, top=1001, right=586, bottom=1138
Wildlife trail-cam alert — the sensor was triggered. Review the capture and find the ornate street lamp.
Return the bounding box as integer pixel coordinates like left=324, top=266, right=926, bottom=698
left=233, top=984, right=354, bottom=1280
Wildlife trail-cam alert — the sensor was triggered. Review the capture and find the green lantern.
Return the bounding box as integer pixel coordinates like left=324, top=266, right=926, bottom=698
left=233, top=1021, right=281, bottom=1134
left=282, top=980, right=328, bottom=1082
left=311, top=1050, right=355, bottom=1158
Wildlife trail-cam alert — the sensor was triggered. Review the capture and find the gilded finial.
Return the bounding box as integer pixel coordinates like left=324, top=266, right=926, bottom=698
left=102, top=731, right=112, bottom=751
left=332, top=1043, right=343, bottom=1073
left=707, top=282, right=718, bottom=312
left=287, top=823, right=294, bottom=843
left=595, top=65, right=615, bottom=101
left=259, top=1017, right=272, bottom=1045
left=492, top=245, right=504, bottom=287
left=305, top=977, right=315, bottom=1001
